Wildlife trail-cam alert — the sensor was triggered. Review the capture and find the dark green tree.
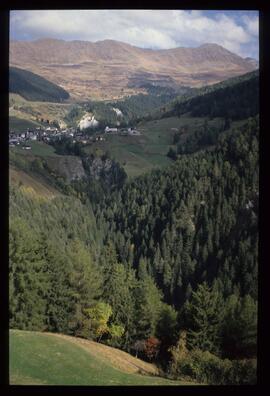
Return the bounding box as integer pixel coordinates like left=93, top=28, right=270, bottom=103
left=134, top=275, right=163, bottom=340
left=221, top=294, right=257, bottom=358
left=9, top=218, right=48, bottom=330
left=183, top=282, right=224, bottom=354
left=67, top=239, right=103, bottom=335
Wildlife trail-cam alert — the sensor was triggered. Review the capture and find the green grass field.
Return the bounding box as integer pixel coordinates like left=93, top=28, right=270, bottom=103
left=11, top=141, right=59, bottom=157
left=84, top=116, right=222, bottom=177
left=9, top=114, right=234, bottom=179
left=10, top=330, right=196, bottom=386
left=9, top=116, right=44, bottom=132
left=84, top=116, right=191, bottom=177
left=9, top=93, right=73, bottom=129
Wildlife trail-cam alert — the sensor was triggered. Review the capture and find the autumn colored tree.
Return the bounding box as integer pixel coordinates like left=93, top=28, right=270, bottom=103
left=82, top=302, right=112, bottom=341
left=144, top=337, right=161, bottom=361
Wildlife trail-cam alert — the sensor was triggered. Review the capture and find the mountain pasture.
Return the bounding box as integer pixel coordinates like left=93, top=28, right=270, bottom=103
left=84, top=116, right=222, bottom=177
left=10, top=330, right=195, bottom=386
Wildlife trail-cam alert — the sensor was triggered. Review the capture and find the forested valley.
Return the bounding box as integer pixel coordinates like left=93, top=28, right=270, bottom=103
left=9, top=72, right=259, bottom=385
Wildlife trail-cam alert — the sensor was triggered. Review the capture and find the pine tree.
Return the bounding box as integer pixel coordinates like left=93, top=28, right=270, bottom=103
left=134, top=275, right=163, bottom=340
left=43, top=240, right=73, bottom=333
left=100, top=243, right=137, bottom=349
left=9, top=218, right=48, bottom=330
left=67, top=239, right=102, bottom=335
left=184, top=282, right=224, bottom=354
left=221, top=294, right=257, bottom=358
left=156, top=303, right=178, bottom=361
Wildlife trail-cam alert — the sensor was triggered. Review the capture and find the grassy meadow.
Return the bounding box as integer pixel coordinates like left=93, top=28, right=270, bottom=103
left=10, top=330, right=196, bottom=386
left=83, top=116, right=227, bottom=177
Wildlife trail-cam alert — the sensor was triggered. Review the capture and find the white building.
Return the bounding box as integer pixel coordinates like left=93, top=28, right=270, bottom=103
left=105, top=126, right=118, bottom=133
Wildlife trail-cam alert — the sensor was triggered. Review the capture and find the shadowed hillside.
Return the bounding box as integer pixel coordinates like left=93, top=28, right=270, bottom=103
left=9, top=66, right=70, bottom=102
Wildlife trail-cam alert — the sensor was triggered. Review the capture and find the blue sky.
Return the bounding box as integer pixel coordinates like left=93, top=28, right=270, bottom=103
left=10, top=10, right=259, bottom=60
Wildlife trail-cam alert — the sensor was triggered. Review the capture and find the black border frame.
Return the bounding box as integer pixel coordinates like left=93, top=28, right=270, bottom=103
left=1, top=1, right=269, bottom=394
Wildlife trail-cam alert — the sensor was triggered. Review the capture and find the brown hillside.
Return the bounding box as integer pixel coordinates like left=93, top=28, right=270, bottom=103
left=9, top=166, right=61, bottom=200
left=10, top=39, right=256, bottom=100
left=44, top=332, right=160, bottom=376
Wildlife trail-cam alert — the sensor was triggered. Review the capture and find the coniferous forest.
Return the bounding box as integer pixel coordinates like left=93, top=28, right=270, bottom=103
left=9, top=103, right=258, bottom=384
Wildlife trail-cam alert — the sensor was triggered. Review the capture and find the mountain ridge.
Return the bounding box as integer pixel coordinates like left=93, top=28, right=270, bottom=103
left=10, top=38, right=256, bottom=100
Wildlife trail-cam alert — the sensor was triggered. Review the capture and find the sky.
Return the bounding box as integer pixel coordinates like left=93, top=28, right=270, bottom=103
left=10, top=10, right=259, bottom=60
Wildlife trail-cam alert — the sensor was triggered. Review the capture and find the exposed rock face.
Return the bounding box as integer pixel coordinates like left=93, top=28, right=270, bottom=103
left=44, top=154, right=126, bottom=188
left=47, top=156, right=86, bottom=182
left=87, top=157, right=113, bottom=180
left=83, top=156, right=127, bottom=188
left=10, top=39, right=256, bottom=100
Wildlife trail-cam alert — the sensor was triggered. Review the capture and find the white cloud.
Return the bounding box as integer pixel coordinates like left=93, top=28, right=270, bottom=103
left=124, top=26, right=177, bottom=49
left=242, top=15, right=259, bottom=37
left=10, top=10, right=259, bottom=59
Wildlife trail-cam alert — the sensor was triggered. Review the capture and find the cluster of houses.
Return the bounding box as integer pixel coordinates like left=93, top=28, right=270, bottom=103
left=9, top=126, right=97, bottom=148
left=9, top=124, right=142, bottom=150
left=105, top=126, right=141, bottom=136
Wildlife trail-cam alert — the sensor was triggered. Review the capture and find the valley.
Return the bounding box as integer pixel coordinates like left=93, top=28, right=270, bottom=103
left=9, top=68, right=258, bottom=179
left=9, top=35, right=259, bottom=386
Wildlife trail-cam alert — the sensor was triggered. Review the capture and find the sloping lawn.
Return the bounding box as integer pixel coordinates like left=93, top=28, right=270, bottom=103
left=10, top=330, right=196, bottom=386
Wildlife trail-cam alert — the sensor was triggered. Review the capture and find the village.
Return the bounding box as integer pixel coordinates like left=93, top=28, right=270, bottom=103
left=9, top=124, right=142, bottom=150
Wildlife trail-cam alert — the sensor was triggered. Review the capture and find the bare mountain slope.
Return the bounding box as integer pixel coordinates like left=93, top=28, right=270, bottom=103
left=10, top=39, right=256, bottom=100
